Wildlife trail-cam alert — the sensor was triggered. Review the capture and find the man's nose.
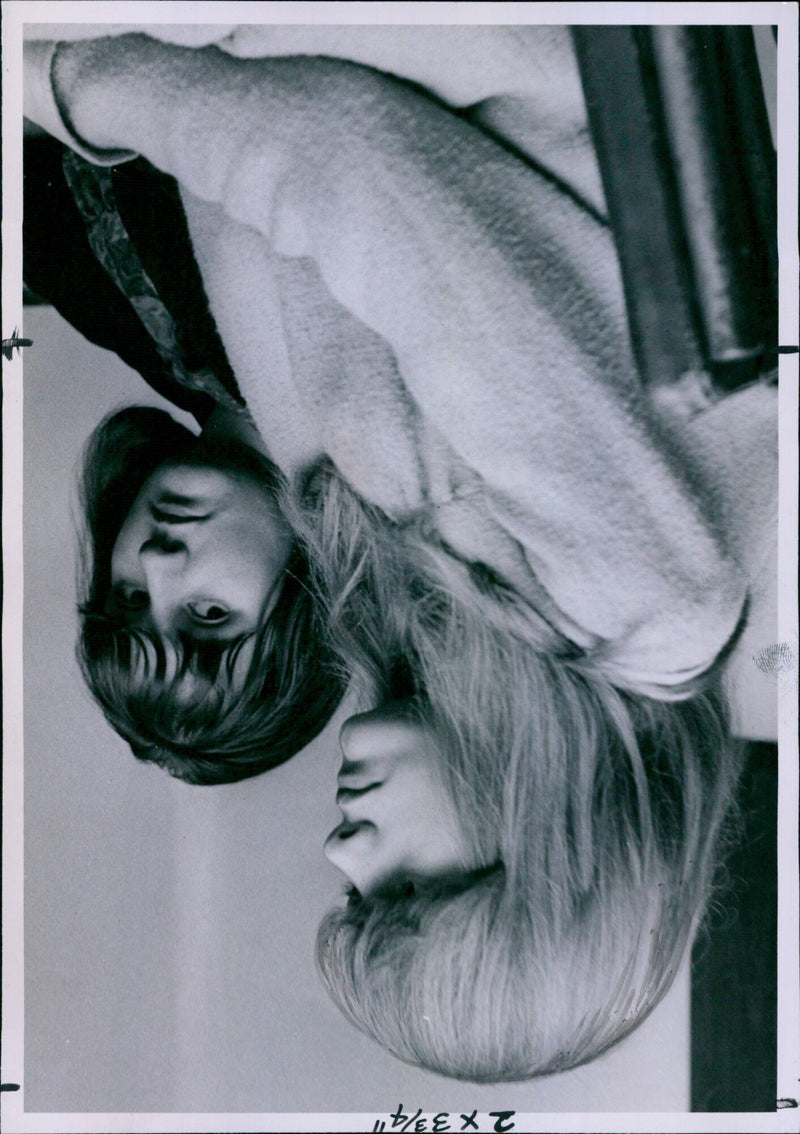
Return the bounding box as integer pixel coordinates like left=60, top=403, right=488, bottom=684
left=138, top=536, right=189, bottom=633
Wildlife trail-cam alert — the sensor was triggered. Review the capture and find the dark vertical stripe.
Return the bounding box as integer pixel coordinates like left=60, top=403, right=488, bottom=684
left=716, top=27, right=778, bottom=354
left=648, top=28, right=766, bottom=373
left=573, top=27, right=705, bottom=388
left=691, top=742, right=778, bottom=1111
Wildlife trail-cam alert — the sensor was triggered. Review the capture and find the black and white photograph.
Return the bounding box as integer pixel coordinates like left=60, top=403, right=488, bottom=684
left=2, top=3, right=798, bottom=1131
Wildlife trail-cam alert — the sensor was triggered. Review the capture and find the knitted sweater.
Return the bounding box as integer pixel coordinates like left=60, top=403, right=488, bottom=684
left=24, top=33, right=749, bottom=700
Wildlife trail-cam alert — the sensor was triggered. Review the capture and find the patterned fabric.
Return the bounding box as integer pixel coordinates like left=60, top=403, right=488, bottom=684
left=62, top=149, right=246, bottom=415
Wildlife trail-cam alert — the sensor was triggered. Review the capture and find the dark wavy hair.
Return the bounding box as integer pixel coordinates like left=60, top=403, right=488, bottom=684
left=76, top=406, right=344, bottom=784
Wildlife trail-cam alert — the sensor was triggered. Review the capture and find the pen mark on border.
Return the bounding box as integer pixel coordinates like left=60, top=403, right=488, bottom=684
left=2, top=327, right=33, bottom=360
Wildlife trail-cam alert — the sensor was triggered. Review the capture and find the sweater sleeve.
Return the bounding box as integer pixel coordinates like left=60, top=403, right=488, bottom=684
left=37, top=34, right=746, bottom=690
left=23, top=41, right=136, bottom=166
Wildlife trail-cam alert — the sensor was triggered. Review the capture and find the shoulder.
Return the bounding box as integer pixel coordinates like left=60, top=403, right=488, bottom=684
left=683, top=382, right=780, bottom=740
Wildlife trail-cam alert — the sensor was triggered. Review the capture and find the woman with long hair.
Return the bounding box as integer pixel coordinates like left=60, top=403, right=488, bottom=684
left=281, top=462, right=748, bottom=1081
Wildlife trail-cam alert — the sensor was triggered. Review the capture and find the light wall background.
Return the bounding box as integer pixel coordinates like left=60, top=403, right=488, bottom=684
left=22, top=306, right=689, bottom=1114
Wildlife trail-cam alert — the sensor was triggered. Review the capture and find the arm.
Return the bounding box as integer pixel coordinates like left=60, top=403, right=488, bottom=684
left=32, top=35, right=745, bottom=684
left=25, top=23, right=586, bottom=111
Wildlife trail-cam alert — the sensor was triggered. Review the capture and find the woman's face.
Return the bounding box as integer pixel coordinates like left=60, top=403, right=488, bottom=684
left=324, top=703, right=480, bottom=897
left=109, top=464, right=292, bottom=640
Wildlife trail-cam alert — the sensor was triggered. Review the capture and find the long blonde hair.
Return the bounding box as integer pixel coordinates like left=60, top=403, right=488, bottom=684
left=289, top=462, right=744, bottom=1081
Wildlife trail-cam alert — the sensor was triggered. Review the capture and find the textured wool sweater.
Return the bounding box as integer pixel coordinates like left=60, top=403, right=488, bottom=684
left=25, top=33, right=750, bottom=700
